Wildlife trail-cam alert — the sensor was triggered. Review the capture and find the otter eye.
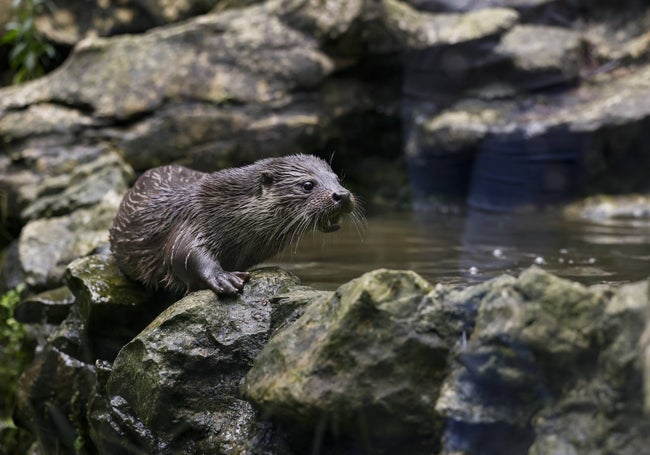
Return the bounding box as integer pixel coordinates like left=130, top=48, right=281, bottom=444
left=302, top=181, right=314, bottom=192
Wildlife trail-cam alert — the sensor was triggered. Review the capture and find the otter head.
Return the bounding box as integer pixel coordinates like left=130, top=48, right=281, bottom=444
left=259, top=154, right=356, bottom=234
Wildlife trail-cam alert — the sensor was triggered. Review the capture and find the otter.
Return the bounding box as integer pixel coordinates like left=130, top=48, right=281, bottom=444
left=109, top=154, right=358, bottom=295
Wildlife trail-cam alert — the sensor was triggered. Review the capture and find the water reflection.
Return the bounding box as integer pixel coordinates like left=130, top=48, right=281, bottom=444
left=268, top=209, right=650, bottom=290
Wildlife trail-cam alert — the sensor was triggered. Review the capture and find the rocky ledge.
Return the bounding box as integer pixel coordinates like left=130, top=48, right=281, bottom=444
left=11, top=255, right=650, bottom=454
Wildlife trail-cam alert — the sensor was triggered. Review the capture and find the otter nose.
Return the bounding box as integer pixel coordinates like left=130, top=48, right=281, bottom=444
left=332, top=190, right=352, bottom=210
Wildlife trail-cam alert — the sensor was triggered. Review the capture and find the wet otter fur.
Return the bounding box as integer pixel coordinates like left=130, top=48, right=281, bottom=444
left=109, top=154, right=359, bottom=295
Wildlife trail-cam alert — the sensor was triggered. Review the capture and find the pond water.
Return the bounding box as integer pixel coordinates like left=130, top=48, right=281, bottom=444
left=268, top=209, right=650, bottom=290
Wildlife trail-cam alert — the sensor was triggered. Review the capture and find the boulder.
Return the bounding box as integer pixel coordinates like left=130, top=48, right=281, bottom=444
left=564, top=194, right=650, bottom=222
left=14, top=306, right=96, bottom=455
left=243, top=269, right=450, bottom=451
left=33, top=0, right=245, bottom=46
left=14, top=286, right=75, bottom=325
left=438, top=268, right=650, bottom=454
left=17, top=192, right=121, bottom=290
left=0, top=142, right=133, bottom=224
left=64, top=254, right=159, bottom=360
left=89, top=268, right=303, bottom=454
left=405, top=61, right=650, bottom=208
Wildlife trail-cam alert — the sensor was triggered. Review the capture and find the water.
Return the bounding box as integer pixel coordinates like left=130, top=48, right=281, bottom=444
left=268, top=209, right=650, bottom=290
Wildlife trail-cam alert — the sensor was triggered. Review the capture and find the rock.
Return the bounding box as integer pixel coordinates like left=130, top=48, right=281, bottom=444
left=90, top=268, right=302, bottom=454
left=564, top=194, right=650, bottom=222
left=14, top=306, right=96, bottom=454
left=0, top=142, right=133, bottom=224
left=11, top=263, right=650, bottom=453
left=495, top=24, right=584, bottom=88
left=408, top=0, right=563, bottom=15
left=378, top=0, right=518, bottom=51
left=64, top=254, right=159, bottom=361
left=438, top=267, right=650, bottom=454
left=243, top=269, right=450, bottom=451
left=0, top=8, right=333, bottom=120
left=405, top=61, right=650, bottom=208
left=33, top=0, right=234, bottom=46
left=14, top=286, right=75, bottom=324
left=18, top=192, right=121, bottom=290
left=0, top=103, right=100, bottom=144
left=272, top=0, right=364, bottom=41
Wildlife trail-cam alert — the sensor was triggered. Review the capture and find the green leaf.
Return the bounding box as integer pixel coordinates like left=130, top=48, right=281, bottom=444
left=44, top=43, right=56, bottom=58
left=24, top=50, right=37, bottom=72
left=5, top=21, right=21, bottom=31
left=21, top=18, right=34, bottom=33
left=9, top=41, right=27, bottom=61
left=1, top=30, right=19, bottom=44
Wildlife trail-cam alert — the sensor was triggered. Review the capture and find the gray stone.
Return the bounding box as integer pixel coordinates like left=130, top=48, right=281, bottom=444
left=0, top=8, right=333, bottom=120
left=91, top=268, right=302, bottom=454
left=438, top=268, right=650, bottom=454
left=18, top=193, right=121, bottom=290
left=14, top=286, right=75, bottom=324
left=64, top=254, right=159, bottom=360
left=496, top=24, right=583, bottom=86
left=378, top=0, right=518, bottom=51
left=0, top=142, right=133, bottom=224
left=406, top=62, right=650, bottom=198
left=14, top=306, right=96, bottom=454
left=243, top=269, right=448, bottom=446
left=564, top=194, right=650, bottom=222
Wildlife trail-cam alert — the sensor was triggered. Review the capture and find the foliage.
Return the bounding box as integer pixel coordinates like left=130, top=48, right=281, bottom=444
left=0, top=285, right=34, bottom=455
left=1, top=0, right=55, bottom=84
left=0, top=284, right=27, bottom=414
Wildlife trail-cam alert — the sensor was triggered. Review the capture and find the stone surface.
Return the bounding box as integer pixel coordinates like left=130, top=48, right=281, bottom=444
left=14, top=306, right=96, bottom=454
left=564, top=194, right=650, bottom=221
left=0, top=8, right=333, bottom=120
left=243, top=269, right=449, bottom=450
left=33, top=0, right=231, bottom=46
left=0, top=142, right=133, bottom=224
left=9, top=264, right=650, bottom=454
left=91, top=268, right=303, bottom=454
left=438, top=268, right=650, bottom=454
left=64, top=254, right=159, bottom=360
left=17, top=192, right=121, bottom=290
left=14, top=286, right=75, bottom=324
left=379, top=0, right=518, bottom=50
left=495, top=24, right=584, bottom=87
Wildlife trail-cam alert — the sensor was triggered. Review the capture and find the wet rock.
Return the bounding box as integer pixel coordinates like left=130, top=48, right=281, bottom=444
left=33, top=0, right=231, bottom=46
left=90, top=268, right=302, bottom=454
left=18, top=192, right=121, bottom=290
left=0, top=8, right=332, bottom=120
left=0, top=241, right=23, bottom=294
left=564, top=194, right=650, bottom=221
left=495, top=24, right=584, bottom=88
left=379, top=0, right=518, bottom=51
left=406, top=61, right=650, bottom=208
left=14, top=286, right=75, bottom=325
left=64, top=254, right=160, bottom=361
left=0, top=142, right=133, bottom=224
left=0, top=103, right=100, bottom=144
left=438, top=267, right=650, bottom=454
left=14, top=306, right=96, bottom=455
left=272, top=0, right=364, bottom=41
left=243, top=269, right=449, bottom=450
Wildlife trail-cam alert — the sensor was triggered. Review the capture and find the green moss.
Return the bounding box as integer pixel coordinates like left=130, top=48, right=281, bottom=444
left=0, top=284, right=34, bottom=451
left=0, top=284, right=27, bottom=412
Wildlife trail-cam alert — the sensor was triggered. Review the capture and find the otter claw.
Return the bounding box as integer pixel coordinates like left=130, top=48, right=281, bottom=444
left=208, top=271, right=251, bottom=295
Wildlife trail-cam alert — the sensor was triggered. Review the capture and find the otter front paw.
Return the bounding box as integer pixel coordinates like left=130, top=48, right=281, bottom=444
left=206, top=271, right=251, bottom=295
